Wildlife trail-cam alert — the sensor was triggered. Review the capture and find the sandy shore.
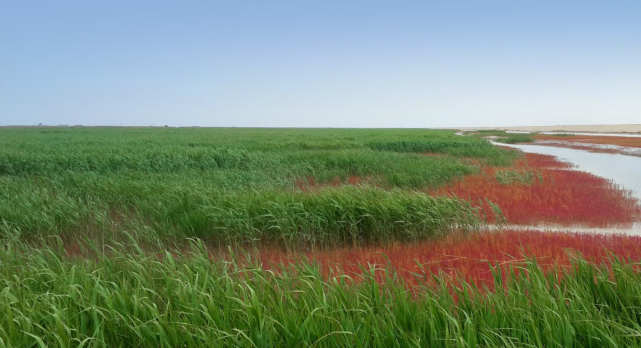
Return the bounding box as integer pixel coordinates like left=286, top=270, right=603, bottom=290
left=491, top=124, right=641, bottom=134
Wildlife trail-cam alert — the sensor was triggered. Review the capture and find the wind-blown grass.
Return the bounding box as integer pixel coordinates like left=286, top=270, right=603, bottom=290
left=3, top=127, right=641, bottom=347
left=495, top=134, right=535, bottom=144
left=460, top=130, right=535, bottom=145
left=368, top=139, right=516, bottom=166
left=0, top=128, right=514, bottom=245
left=0, top=182, right=483, bottom=247
left=1, top=239, right=641, bottom=347
left=170, top=187, right=483, bottom=247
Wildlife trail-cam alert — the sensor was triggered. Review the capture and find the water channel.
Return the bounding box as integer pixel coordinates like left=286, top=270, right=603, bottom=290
left=493, top=142, right=641, bottom=234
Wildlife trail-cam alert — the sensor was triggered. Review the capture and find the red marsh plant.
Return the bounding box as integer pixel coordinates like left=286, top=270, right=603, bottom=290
left=255, top=229, right=641, bottom=289
left=432, top=153, right=641, bottom=227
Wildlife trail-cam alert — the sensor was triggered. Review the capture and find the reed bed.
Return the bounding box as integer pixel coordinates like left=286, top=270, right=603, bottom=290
left=459, top=130, right=535, bottom=144
left=0, top=128, right=515, bottom=246
left=494, top=134, right=535, bottom=144
left=149, top=187, right=484, bottom=247
left=3, top=127, right=641, bottom=346
left=0, top=181, right=483, bottom=247
left=2, top=239, right=641, bottom=347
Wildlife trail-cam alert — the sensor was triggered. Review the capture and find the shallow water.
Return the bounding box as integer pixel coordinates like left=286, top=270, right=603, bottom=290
left=485, top=223, right=641, bottom=236
left=497, top=142, right=641, bottom=201
left=534, top=140, right=641, bottom=157
left=540, top=132, right=641, bottom=138
left=494, top=142, right=641, bottom=234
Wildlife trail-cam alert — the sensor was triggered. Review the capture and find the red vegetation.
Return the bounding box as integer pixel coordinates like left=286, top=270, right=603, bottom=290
left=530, top=134, right=641, bottom=155
left=258, top=152, right=641, bottom=291
left=433, top=153, right=641, bottom=227
left=535, top=134, right=641, bottom=148
left=257, top=229, right=641, bottom=289
left=517, top=153, right=572, bottom=169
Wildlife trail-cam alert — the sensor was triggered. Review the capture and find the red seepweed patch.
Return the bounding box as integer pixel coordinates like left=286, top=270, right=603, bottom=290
left=432, top=153, right=641, bottom=227
left=528, top=134, right=641, bottom=155
left=515, top=152, right=572, bottom=169
left=266, top=152, right=641, bottom=291
left=255, top=229, right=641, bottom=290
left=534, top=134, right=641, bottom=149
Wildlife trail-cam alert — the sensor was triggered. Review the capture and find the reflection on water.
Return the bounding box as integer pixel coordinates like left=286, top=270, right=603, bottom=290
left=493, top=142, right=641, bottom=235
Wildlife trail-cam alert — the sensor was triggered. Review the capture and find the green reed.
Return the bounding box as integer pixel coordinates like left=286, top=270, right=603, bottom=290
left=0, top=238, right=640, bottom=347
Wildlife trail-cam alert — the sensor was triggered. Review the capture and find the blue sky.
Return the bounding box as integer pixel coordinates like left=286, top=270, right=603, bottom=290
left=1, top=1, right=640, bottom=127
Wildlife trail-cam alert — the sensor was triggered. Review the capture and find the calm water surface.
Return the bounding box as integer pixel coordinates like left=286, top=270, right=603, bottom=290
left=495, top=142, right=641, bottom=234
left=497, top=142, right=641, bottom=201
left=541, top=132, right=641, bottom=138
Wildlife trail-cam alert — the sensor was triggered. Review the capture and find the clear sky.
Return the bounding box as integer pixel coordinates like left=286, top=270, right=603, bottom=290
left=1, top=1, right=640, bottom=128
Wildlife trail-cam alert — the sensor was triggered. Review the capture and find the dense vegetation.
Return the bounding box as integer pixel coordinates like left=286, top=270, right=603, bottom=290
left=2, top=127, right=641, bottom=346
left=495, top=134, right=535, bottom=144
left=0, top=127, right=516, bottom=246
left=2, top=239, right=641, bottom=347
left=459, top=130, right=535, bottom=144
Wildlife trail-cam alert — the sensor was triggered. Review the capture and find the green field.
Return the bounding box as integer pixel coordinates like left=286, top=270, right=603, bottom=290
left=3, top=127, right=641, bottom=347
left=2, top=240, right=640, bottom=347
left=460, top=130, right=536, bottom=144
left=0, top=127, right=513, bottom=247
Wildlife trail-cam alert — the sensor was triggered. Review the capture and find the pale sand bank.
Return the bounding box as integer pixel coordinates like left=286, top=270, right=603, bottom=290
left=499, top=124, right=641, bottom=133
left=459, top=124, right=641, bottom=134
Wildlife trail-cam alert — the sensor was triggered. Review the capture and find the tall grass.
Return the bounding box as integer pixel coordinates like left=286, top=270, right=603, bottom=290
left=160, top=187, right=483, bottom=247
left=460, top=130, right=535, bottom=145
left=368, top=139, right=516, bottom=166
left=0, top=181, right=483, bottom=247
left=2, top=128, right=641, bottom=346
left=0, top=128, right=515, bottom=245
left=495, top=134, right=535, bottom=144
left=1, top=239, right=641, bottom=347
left=369, top=140, right=489, bottom=153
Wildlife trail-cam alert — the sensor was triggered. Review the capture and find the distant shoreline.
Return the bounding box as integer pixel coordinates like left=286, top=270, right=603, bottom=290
left=458, top=124, right=641, bottom=134
left=2, top=124, right=640, bottom=134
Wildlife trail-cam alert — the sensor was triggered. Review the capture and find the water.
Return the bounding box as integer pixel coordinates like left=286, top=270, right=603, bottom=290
left=540, top=132, right=641, bottom=138
left=495, top=142, right=641, bottom=234
left=497, top=142, right=641, bottom=201
left=533, top=140, right=641, bottom=157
